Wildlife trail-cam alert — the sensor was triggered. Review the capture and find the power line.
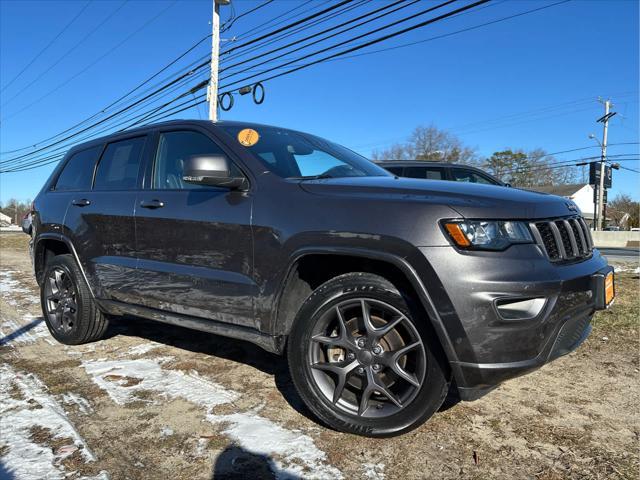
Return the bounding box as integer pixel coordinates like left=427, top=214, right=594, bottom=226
left=318, top=0, right=571, bottom=66
left=221, top=0, right=275, bottom=32
left=1, top=70, right=210, bottom=169
left=2, top=96, right=207, bottom=174
left=0, top=0, right=178, bottom=123
left=1, top=81, right=208, bottom=172
left=219, top=0, right=353, bottom=57
left=0, top=1, right=128, bottom=108
left=220, top=0, right=419, bottom=77
left=228, top=0, right=320, bottom=41
left=0, top=35, right=211, bottom=157
left=0, top=1, right=92, bottom=93
left=220, top=0, right=369, bottom=64
left=0, top=1, right=365, bottom=157
left=0, top=70, right=208, bottom=167
left=218, top=0, right=489, bottom=93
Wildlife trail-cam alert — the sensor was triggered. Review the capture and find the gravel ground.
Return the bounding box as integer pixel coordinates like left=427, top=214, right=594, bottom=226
left=1, top=233, right=638, bottom=480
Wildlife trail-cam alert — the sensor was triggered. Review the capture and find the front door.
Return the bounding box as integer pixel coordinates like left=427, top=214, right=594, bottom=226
left=64, top=135, right=148, bottom=303
left=133, top=128, right=255, bottom=328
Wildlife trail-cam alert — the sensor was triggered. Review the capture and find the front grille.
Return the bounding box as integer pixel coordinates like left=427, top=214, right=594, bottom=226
left=530, top=216, right=593, bottom=263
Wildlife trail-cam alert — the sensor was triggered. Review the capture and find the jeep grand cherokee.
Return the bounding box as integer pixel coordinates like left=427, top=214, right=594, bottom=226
left=29, top=120, right=614, bottom=437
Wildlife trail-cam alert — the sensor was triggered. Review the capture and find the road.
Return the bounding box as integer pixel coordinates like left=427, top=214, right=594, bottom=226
left=599, top=246, right=640, bottom=262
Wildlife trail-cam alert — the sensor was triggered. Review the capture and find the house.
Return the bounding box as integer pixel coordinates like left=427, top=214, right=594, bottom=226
left=0, top=212, right=12, bottom=226
left=530, top=184, right=596, bottom=226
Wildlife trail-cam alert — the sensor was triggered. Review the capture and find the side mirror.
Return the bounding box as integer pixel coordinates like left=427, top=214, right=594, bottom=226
left=505, top=183, right=512, bottom=188
left=183, top=154, right=248, bottom=190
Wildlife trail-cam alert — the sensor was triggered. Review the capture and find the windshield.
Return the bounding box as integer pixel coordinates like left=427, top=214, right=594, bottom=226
left=219, top=125, right=390, bottom=179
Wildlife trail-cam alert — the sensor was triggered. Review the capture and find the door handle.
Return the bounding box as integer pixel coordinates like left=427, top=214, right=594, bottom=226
left=71, top=198, right=91, bottom=207
left=140, top=199, right=164, bottom=209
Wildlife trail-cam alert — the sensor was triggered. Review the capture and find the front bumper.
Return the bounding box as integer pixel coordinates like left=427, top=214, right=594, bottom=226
left=416, top=245, right=612, bottom=400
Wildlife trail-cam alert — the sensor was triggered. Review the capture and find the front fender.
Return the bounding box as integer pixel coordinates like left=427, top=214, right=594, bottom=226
left=266, top=243, right=468, bottom=384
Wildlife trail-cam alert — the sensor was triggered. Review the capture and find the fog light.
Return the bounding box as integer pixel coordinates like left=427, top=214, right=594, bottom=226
left=496, top=297, right=546, bottom=320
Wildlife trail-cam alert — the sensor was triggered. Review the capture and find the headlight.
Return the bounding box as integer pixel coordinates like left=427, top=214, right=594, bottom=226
left=442, top=220, right=533, bottom=251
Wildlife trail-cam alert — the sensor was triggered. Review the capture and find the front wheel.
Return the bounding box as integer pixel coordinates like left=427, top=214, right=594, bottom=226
left=288, top=273, right=449, bottom=437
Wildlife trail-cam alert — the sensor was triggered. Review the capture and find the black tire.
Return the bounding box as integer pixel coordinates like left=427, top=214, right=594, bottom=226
left=288, top=272, right=449, bottom=437
left=40, top=254, right=109, bottom=345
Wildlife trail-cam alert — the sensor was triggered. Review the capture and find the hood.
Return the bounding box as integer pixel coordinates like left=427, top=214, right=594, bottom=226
left=298, top=176, right=580, bottom=220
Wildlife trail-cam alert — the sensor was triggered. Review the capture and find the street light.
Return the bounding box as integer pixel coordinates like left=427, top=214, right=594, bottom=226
left=588, top=133, right=602, bottom=147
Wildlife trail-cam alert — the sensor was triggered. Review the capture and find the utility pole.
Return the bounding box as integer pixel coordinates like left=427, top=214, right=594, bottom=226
left=208, top=0, right=229, bottom=121
left=595, top=99, right=612, bottom=231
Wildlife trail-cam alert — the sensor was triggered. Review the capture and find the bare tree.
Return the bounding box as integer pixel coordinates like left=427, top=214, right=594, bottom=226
left=484, top=149, right=576, bottom=187
left=607, top=194, right=640, bottom=229
left=372, top=125, right=477, bottom=164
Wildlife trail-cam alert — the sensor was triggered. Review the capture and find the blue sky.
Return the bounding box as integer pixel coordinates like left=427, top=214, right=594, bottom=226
left=1, top=0, right=638, bottom=203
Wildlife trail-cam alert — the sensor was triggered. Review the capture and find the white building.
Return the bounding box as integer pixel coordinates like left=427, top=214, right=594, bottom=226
left=0, top=212, right=12, bottom=226
left=531, top=184, right=596, bottom=226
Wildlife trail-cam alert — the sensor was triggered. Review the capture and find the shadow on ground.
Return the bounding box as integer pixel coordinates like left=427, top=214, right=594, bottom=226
left=211, top=444, right=299, bottom=479
left=0, top=316, right=44, bottom=346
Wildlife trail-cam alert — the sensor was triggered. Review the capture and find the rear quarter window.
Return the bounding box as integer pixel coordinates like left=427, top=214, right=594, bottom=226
left=54, top=146, right=102, bottom=191
left=94, top=136, right=146, bottom=191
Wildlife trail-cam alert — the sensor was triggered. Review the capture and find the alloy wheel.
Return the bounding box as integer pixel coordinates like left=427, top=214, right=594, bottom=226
left=308, top=298, right=427, bottom=418
left=44, top=267, right=78, bottom=334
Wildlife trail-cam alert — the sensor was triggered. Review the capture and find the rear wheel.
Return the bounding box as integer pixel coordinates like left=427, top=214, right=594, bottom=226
left=288, top=273, right=449, bottom=437
left=41, top=254, right=109, bottom=345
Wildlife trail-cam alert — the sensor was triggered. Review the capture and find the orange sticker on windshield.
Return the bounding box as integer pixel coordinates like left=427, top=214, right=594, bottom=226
left=238, top=128, right=259, bottom=147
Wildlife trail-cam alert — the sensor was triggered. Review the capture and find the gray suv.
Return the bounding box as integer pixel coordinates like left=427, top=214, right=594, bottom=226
left=30, top=120, right=614, bottom=437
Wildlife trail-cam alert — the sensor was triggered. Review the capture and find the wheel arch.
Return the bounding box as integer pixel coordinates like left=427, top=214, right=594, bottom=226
left=34, top=234, right=95, bottom=297
left=272, top=247, right=461, bottom=371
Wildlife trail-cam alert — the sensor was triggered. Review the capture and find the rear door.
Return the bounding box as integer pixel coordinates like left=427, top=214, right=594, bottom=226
left=133, top=127, right=255, bottom=327
left=63, top=135, right=148, bottom=302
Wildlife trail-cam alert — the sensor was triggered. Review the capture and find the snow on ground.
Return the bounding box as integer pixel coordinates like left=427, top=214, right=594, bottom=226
left=61, top=393, right=94, bottom=415
left=82, top=357, right=342, bottom=479
left=120, top=342, right=161, bottom=357
left=208, top=409, right=343, bottom=480
left=362, top=462, right=386, bottom=479
left=0, top=364, right=96, bottom=480
left=613, top=264, right=640, bottom=274
left=82, top=358, right=237, bottom=407
left=0, top=270, right=40, bottom=306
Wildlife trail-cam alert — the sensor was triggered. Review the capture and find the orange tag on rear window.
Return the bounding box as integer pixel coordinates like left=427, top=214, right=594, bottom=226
left=238, top=128, right=259, bottom=147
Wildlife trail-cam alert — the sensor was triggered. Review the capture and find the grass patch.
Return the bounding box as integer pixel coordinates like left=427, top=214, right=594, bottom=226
left=592, top=273, right=639, bottom=332
left=0, top=232, right=30, bottom=252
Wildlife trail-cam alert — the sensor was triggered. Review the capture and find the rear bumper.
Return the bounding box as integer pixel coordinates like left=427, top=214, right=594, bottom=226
left=416, top=245, right=612, bottom=400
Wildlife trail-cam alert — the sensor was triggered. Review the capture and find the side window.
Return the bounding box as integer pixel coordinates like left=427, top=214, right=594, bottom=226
left=94, top=137, right=146, bottom=191
left=385, top=166, right=404, bottom=176
left=405, top=166, right=445, bottom=180
left=54, top=146, right=102, bottom=191
left=153, top=130, right=229, bottom=189
left=452, top=168, right=496, bottom=185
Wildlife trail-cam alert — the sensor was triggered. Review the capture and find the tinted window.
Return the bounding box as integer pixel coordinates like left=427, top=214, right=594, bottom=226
left=451, top=168, right=497, bottom=185
left=94, top=137, right=146, bottom=190
left=153, top=131, right=228, bottom=189
left=385, top=166, right=404, bottom=176
left=54, top=146, right=102, bottom=191
left=405, top=166, right=445, bottom=180
left=219, top=125, right=389, bottom=179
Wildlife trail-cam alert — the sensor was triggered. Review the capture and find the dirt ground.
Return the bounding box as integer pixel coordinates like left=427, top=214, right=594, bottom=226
left=1, top=232, right=638, bottom=480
